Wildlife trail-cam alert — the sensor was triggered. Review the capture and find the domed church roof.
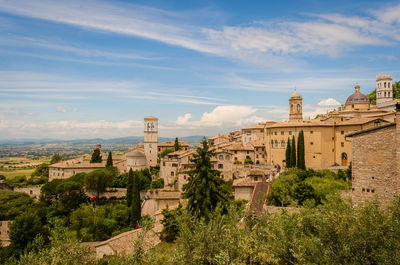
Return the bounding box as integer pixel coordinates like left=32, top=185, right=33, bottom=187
left=345, top=84, right=369, bottom=105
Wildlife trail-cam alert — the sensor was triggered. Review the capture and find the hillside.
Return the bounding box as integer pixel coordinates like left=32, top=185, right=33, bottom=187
left=367, top=80, right=400, bottom=105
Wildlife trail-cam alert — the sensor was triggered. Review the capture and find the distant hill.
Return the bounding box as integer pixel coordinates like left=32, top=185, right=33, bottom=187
left=0, top=135, right=208, bottom=146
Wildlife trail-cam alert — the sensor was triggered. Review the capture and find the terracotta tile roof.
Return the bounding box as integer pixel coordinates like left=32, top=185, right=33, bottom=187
left=225, top=143, right=254, bottom=151
left=158, top=141, right=189, bottom=147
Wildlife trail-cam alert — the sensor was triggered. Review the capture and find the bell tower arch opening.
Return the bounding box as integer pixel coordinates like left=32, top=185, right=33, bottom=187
left=289, top=89, right=303, bottom=121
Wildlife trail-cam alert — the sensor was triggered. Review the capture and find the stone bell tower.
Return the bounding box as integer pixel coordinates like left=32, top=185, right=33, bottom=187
left=289, top=89, right=303, bottom=121
left=144, top=116, right=158, bottom=167
left=376, top=74, right=393, bottom=108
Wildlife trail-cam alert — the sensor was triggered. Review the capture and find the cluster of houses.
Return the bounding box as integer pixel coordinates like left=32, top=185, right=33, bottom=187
left=47, top=73, right=400, bottom=205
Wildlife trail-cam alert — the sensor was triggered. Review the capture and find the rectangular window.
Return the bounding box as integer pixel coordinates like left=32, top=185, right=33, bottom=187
left=281, top=131, right=284, bottom=135
left=289, top=131, right=292, bottom=135
left=274, top=131, right=277, bottom=135
left=341, top=131, right=344, bottom=135
left=218, top=164, right=223, bottom=169
left=171, top=171, right=174, bottom=176
left=310, top=131, right=313, bottom=134
left=341, top=142, right=344, bottom=147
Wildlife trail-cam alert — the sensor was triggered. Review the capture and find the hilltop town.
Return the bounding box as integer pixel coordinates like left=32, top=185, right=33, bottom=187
left=2, top=73, right=400, bottom=263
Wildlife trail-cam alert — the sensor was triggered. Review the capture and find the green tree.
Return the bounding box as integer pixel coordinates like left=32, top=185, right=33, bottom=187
left=126, top=169, right=133, bottom=207
left=0, top=190, right=33, bottom=220
left=50, top=154, right=62, bottom=164
left=159, top=148, right=174, bottom=159
left=291, top=136, right=296, bottom=168
left=183, top=138, right=231, bottom=219
left=285, top=137, right=291, bottom=168
left=293, top=182, right=315, bottom=205
left=106, top=151, right=113, bottom=168
left=297, top=130, right=305, bottom=169
left=56, top=181, right=86, bottom=212
left=131, top=169, right=141, bottom=226
left=31, top=163, right=49, bottom=178
left=174, top=137, right=180, bottom=151
left=85, top=169, right=113, bottom=202
left=9, top=210, right=42, bottom=251
left=90, top=148, right=102, bottom=163
left=160, top=204, right=183, bottom=242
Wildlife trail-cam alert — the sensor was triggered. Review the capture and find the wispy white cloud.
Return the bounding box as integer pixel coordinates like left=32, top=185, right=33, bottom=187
left=0, top=0, right=399, bottom=66
left=0, top=71, right=226, bottom=105
left=0, top=36, right=161, bottom=61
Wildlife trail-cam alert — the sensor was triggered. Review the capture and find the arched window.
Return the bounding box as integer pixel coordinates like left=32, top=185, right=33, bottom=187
left=384, top=92, right=387, bottom=97
left=281, top=140, right=285, bottom=148
left=291, top=104, right=294, bottom=111
left=297, top=104, right=300, bottom=112
left=275, top=140, right=278, bottom=148
left=384, top=82, right=387, bottom=88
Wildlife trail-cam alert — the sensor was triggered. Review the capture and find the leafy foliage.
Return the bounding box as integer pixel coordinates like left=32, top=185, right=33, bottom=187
left=267, top=168, right=350, bottom=206
left=9, top=210, right=43, bottom=251
left=159, top=148, right=174, bottom=159
left=85, top=168, right=113, bottom=201
left=183, top=138, right=232, bottom=219
left=160, top=204, right=183, bottom=242
left=285, top=137, right=291, bottom=168
left=0, top=190, right=33, bottom=220
left=131, top=168, right=141, bottom=226
left=31, top=163, right=49, bottom=178
left=106, top=151, right=113, bottom=168
left=174, top=137, right=180, bottom=151
left=50, top=154, right=62, bottom=165
left=90, top=148, right=102, bottom=163
left=297, top=130, right=305, bottom=169
left=126, top=169, right=133, bottom=207
left=290, top=136, right=296, bottom=168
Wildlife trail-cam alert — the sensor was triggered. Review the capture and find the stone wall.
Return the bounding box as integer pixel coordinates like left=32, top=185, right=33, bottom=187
left=351, top=125, right=399, bottom=205
left=14, top=185, right=42, bottom=200
left=0, top=221, right=11, bottom=247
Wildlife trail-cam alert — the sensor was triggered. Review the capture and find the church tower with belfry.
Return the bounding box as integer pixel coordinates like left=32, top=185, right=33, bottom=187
left=144, top=116, right=158, bottom=167
left=289, top=89, right=303, bottom=121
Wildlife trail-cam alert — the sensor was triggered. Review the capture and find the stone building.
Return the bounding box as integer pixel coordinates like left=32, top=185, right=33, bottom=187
left=347, top=106, right=400, bottom=205
left=158, top=140, right=190, bottom=153
left=264, top=84, right=394, bottom=169
left=49, top=116, right=159, bottom=180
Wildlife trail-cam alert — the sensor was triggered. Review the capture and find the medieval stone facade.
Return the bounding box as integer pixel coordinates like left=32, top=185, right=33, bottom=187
left=347, top=108, right=400, bottom=205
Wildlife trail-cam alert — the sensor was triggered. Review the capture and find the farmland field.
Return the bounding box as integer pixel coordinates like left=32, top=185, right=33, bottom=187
left=0, top=156, right=50, bottom=179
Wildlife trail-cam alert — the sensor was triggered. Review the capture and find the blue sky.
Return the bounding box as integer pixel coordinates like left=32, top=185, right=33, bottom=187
left=0, top=0, right=399, bottom=140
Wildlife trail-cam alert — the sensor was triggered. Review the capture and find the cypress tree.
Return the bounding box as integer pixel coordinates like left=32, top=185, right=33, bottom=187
left=90, top=148, right=102, bottom=163
left=106, top=151, right=113, bottom=168
left=291, top=136, right=296, bottom=168
left=131, top=170, right=141, bottom=226
left=126, top=169, right=133, bottom=207
left=174, top=137, right=180, bottom=151
left=297, top=130, right=306, bottom=169
left=285, top=138, right=291, bottom=168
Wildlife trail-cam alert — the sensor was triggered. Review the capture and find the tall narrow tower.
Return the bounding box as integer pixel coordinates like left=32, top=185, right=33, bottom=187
left=144, top=116, right=158, bottom=167
left=289, top=90, right=303, bottom=121
left=376, top=74, right=393, bottom=108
